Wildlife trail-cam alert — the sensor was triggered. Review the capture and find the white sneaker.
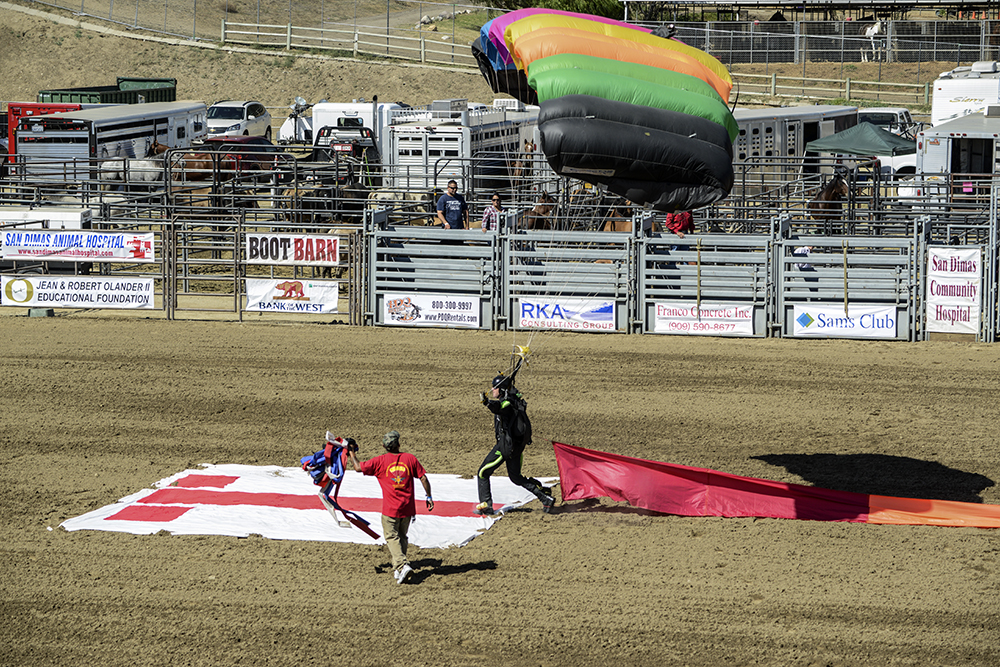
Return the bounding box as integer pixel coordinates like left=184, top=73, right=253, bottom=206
left=392, top=569, right=400, bottom=582
left=396, top=563, right=413, bottom=584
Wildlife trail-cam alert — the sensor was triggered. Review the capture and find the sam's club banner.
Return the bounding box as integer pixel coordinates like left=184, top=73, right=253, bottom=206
left=245, top=279, right=340, bottom=313
left=383, top=293, right=480, bottom=328
left=245, top=233, right=338, bottom=267
left=1, top=230, right=154, bottom=262
left=517, top=297, right=616, bottom=331
left=925, top=246, right=981, bottom=335
left=1, top=275, right=154, bottom=309
left=653, top=301, right=754, bottom=336
left=792, top=304, right=897, bottom=338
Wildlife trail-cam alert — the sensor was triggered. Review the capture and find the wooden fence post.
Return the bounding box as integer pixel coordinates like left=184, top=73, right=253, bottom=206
left=353, top=32, right=358, bottom=58
left=286, top=24, right=292, bottom=50
left=845, top=78, right=851, bottom=100
left=421, top=34, right=426, bottom=63
left=221, top=18, right=225, bottom=44
left=770, top=73, right=776, bottom=96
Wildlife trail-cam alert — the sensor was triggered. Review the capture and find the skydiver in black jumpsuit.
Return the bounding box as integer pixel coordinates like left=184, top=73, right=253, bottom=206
left=474, top=373, right=555, bottom=515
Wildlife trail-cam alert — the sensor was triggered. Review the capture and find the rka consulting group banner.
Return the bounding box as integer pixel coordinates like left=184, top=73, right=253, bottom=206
left=925, top=246, right=981, bottom=335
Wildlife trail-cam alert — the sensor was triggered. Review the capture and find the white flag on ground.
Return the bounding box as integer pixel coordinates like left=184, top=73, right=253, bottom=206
left=60, top=464, right=556, bottom=549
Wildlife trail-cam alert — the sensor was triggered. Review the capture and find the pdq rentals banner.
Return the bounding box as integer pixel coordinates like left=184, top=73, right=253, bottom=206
left=383, top=293, right=480, bottom=328
left=653, top=300, right=754, bottom=336
left=1, top=231, right=154, bottom=262
left=245, top=278, right=341, bottom=313
left=925, top=246, right=981, bottom=335
left=245, top=233, right=339, bottom=267
left=517, top=297, right=616, bottom=331
left=792, top=304, right=897, bottom=338
left=1, top=276, right=154, bottom=309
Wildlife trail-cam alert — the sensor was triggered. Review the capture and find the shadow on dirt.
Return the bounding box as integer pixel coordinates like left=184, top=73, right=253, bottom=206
left=384, top=559, right=497, bottom=583
left=753, top=453, right=995, bottom=503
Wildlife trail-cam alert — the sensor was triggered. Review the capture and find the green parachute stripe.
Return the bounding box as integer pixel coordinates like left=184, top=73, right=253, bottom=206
left=528, top=53, right=724, bottom=104
left=528, top=67, right=738, bottom=142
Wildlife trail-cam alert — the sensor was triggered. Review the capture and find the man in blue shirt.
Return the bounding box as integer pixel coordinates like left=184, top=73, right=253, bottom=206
left=436, top=180, right=469, bottom=229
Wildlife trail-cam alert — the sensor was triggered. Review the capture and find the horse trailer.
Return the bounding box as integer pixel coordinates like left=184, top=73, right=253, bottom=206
left=730, top=105, right=858, bottom=194
left=385, top=99, right=539, bottom=190
left=14, top=101, right=207, bottom=180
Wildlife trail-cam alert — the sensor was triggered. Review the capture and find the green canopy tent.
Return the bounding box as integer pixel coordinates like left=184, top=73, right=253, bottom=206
left=804, top=121, right=916, bottom=156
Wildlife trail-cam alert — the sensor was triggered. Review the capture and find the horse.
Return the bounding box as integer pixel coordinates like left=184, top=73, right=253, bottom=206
left=807, top=172, right=850, bottom=234
left=511, top=139, right=537, bottom=190
left=598, top=203, right=634, bottom=232
left=860, top=20, right=883, bottom=63
left=99, top=141, right=167, bottom=191
left=523, top=191, right=557, bottom=230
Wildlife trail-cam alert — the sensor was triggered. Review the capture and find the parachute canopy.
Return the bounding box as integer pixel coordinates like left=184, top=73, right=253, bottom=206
left=475, top=8, right=736, bottom=212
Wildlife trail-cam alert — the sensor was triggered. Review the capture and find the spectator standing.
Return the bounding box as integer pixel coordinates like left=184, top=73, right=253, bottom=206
left=347, top=430, right=433, bottom=584
left=482, top=192, right=504, bottom=232
left=436, top=179, right=469, bottom=229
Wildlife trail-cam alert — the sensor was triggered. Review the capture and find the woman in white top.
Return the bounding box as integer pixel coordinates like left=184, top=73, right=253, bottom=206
left=482, top=193, right=503, bottom=232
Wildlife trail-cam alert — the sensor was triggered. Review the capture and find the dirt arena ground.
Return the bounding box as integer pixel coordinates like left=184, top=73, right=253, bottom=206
left=2, top=313, right=999, bottom=666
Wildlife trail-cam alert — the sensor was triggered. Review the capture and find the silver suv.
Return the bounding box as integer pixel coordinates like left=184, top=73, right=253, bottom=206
left=207, top=101, right=272, bottom=140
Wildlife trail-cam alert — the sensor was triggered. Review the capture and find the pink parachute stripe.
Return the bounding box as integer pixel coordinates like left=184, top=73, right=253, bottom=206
left=487, top=8, right=650, bottom=66
left=553, top=441, right=1000, bottom=528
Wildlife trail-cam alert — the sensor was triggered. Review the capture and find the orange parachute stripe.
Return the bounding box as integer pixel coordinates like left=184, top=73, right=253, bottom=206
left=512, top=27, right=732, bottom=102
left=504, top=14, right=732, bottom=92
left=867, top=495, right=1000, bottom=527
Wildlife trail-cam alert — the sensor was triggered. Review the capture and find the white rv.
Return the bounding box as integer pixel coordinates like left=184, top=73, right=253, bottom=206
left=15, top=101, right=207, bottom=179
left=931, top=61, right=1000, bottom=126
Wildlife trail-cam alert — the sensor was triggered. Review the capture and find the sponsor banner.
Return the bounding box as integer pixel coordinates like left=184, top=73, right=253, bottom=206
left=59, top=464, right=557, bottom=547
left=383, top=293, right=481, bottom=328
left=1, top=230, right=154, bottom=262
left=1, top=275, right=154, bottom=309
left=926, top=247, right=981, bottom=335
left=653, top=300, right=754, bottom=336
left=245, top=278, right=340, bottom=314
left=517, top=297, right=616, bottom=331
left=792, top=304, right=897, bottom=338
left=245, top=233, right=339, bottom=267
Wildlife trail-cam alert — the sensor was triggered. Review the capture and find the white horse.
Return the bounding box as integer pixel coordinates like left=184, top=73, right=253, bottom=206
left=99, top=141, right=166, bottom=191
left=860, top=20, right=884, bottom=63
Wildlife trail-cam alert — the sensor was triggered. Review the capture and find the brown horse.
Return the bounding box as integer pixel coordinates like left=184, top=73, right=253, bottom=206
left=598, top=203, right=634, bottom=232
left=523, top=191, right=557, bottom=230
left=807, top=173, right=849, bottom=233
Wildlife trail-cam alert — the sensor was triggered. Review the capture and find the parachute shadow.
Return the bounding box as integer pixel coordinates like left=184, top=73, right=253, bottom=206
left=752, top=453, right=995, bottom=504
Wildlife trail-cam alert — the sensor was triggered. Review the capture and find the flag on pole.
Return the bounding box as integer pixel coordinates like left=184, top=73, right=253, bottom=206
left=553, top=441, right=1000, bottom=528
left=61, top=464, right=557, bottom=548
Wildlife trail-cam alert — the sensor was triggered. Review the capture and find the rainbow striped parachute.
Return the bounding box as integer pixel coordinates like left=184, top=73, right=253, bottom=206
left=472, top=9, right=736, bottom=212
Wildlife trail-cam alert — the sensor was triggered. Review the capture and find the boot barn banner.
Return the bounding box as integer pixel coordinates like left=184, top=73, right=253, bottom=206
left=1, top=276, right=154, bottom=309
left=1, top=230, right=154, bottom=262
left=245, top=278, right=341, bottom=313
left=653, top=301, right=754, bottom=336
left=245, top=233, right=339, bottom=267
left=925, top=246, right=981, bottom=335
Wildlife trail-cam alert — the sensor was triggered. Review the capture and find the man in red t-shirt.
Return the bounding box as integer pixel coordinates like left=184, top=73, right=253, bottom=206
left=347, top=430, right=433, bottom=584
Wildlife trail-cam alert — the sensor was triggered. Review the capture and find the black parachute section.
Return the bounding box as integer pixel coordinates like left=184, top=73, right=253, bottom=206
left=538, top=95, right=734, bottom=212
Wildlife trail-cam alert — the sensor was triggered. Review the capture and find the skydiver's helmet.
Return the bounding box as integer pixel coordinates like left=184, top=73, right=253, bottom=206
left=492, top=374, right=512, bottom=395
